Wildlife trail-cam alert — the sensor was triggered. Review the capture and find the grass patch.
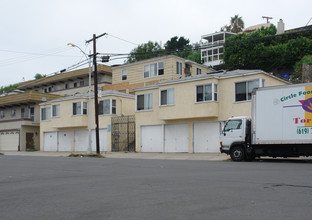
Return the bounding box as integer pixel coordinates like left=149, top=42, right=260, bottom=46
left=68, top=153, right=105, bottom=158
left=26, top=149, right=38, bottom=152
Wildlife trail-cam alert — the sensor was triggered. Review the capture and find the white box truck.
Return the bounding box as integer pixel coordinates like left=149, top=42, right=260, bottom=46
left=220, top=83, right=312, bottom=161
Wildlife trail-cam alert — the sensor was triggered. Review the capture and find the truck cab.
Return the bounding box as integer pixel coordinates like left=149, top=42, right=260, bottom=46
left=220, top=116, right=252, bottom=161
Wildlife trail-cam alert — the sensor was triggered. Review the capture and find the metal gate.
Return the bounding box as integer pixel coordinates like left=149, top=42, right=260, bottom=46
left=111, top=115, right=135, bottom=152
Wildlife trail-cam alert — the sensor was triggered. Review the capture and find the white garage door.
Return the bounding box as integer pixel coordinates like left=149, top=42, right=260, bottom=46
left=164, top=124, right=189, bottom=152
left=74, top=130, right=88, bottom=152
left=194, top=122, right=220, bottom=153
left=141, top=125, right=163, bottom=152
left=91, top=129, right=108, bottom=152
left=43, top=132, right=57, bottom=151
left=0, top=131, right=19, bottom=151
left=58, top=131, right=71, bottom=151
left=75, top=129, right=108, bottom=152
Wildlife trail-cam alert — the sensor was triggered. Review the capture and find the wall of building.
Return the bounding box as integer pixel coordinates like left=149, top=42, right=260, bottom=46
left=112, top=56, right=212, bottom=85
left=39, top=95, right=135, bottom=152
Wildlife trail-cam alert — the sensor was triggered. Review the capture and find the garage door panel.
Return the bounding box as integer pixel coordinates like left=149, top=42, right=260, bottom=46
left=58, top=131, right=71, bottom=151
left=43, top=132, right=57, bottom=151
left=141, top=125, right=163, bottom=152
left=164, top=124, right=188, bottom=153
left=74, top=130, right=88, bottom=152
left=0, top=131, right=19, bottom=151
left=194, top=122, right=220, bottom=153
left=91, top=129, right=107, bottom=152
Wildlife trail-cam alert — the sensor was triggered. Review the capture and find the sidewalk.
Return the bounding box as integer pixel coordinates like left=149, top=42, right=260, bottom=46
left=0, top=151, right=230, bottom=161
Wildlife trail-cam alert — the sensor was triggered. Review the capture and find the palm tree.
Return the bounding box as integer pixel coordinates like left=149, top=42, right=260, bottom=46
left=230, top=14, right=244, bottom=33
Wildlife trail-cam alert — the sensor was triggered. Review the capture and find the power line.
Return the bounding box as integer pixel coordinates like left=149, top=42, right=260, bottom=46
left=106, top=33, right=139, bottom=46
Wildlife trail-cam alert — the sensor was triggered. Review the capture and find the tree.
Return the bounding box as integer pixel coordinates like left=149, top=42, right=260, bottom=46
left=223, top=25, right=312, bottom=83
left=34, top=73, right=46, bottom=79
left=292, top=55, right=312, bottom=83
left=0, top=83, right=19, bottom=94
left=220, top=14, right=245, bottom=33
left=164, top=36, right=192, bottom=58
left=127, top=41, right=163, bottom=63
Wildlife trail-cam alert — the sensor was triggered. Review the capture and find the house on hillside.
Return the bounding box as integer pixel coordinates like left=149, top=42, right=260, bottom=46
left=0, top=92, right=62, bottom=151
left=103, top=55, right=214, bottom=93
left=134, top=69, right=288, bottom=153
left=200, top=32, right=236, bottom=67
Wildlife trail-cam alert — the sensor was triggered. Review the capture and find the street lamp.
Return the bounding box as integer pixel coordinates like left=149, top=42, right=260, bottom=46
left=67, top=43, right=92, bottom=154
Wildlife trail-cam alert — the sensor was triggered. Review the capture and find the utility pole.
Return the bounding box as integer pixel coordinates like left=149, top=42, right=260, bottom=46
left=86, top=33, right=107, bottom=154
left=262, top=16, right=273, bottom=23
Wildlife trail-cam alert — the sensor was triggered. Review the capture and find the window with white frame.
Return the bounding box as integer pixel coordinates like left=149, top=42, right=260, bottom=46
left=176, top=62, right=182, bottom=75
left=0, top=110, right=5, bottom=119
left=72, top=102, right=87, bottom=115
left=41, top=107, right=51, bottom=121
left=235, top=79, right=265, bottom=102
left=196, top=83, right=218, bottom=102
left=144, top=62, right=164, bottom=78
left=160, top=88, right=175, bottom=106
left=196, top=68, right=202, bottom=75
left=137, top=93, right=153, bottom=111
left=122, top=69, right=127, bottom=80
left=52, top=104, right=60, bottom=117
left=99, top=99, right=117, bottom=115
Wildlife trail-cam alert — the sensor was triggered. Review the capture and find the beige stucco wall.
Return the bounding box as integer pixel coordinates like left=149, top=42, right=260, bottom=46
left=112, top=56, right=212, bottom=85
left=40, top=95, right=135, bottom=152
left=217, top=73, right=287, bottom=121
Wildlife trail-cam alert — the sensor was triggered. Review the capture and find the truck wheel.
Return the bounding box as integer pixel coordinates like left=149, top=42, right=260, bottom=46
left=230, top=146, right=245, bottom=161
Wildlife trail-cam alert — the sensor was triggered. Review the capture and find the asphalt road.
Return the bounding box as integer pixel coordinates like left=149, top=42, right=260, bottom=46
left=0, top=156, right=312, bottom=220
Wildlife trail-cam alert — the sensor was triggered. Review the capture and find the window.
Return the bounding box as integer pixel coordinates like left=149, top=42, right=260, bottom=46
left=224, top=119, right=242, bottom=132
left=48, top=87, right=52, bottom=92
left=235, top=79, right=264, bottom=102
left=197, top=68, right=202, bottom=75
left=98, top=99, right=116, bottom=115
left=52, top=104, right=60, bottom=117
left=80, top=81, right=85, bottom=86
left=0, top=110, right=5, bottom=119
left=176, top=62, right=182, bottom=75
left=196, top=83, right=218, bottom=102
left=160, top=88, right=174, bottom=106
left=137, top=94, right=153, bottom=111
left=11, top=109, right=16, bottom=117
left=21, top=108, right=25, bottom=118
left=65, top=83, right=69, bottom=89
left=144, top=62, right=164, bottom=78
left=30, top=107, right=35, bottom=122
left=158, top=62, right=164, bottom=75
left=73, top=82, right=78, bottom=88
left=72, top=102, right=87, bottom=115
left=122, top=69, right=127, bottom=80
left=41, top=107, right=51, bottom=121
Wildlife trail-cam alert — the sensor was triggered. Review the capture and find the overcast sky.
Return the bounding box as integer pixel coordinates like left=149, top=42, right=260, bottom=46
left=0, top=0, right=311, bottom=87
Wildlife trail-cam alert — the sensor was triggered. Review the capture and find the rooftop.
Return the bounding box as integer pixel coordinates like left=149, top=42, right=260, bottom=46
left=0, top=91, right=63, bottom=107
left=17, top=64, right=112, bottom=90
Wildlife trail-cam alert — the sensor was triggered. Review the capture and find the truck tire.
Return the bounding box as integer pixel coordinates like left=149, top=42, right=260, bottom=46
left=230, top=146, right=245, bottom=161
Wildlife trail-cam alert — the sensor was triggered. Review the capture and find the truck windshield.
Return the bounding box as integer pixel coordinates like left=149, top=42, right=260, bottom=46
left=224, top=119, right=242, bottom=132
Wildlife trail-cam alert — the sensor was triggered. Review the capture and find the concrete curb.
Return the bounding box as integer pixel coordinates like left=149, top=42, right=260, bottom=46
left=0, top=151, right=230, bottom=161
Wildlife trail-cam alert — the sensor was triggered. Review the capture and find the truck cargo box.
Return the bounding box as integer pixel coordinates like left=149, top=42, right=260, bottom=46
left=252, top=83, right=312, bottom=145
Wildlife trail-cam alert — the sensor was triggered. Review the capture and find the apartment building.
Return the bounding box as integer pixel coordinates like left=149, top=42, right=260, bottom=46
left=0, top=92, right=62, bottom=151
left=134, top=70, right=288, bottom=153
